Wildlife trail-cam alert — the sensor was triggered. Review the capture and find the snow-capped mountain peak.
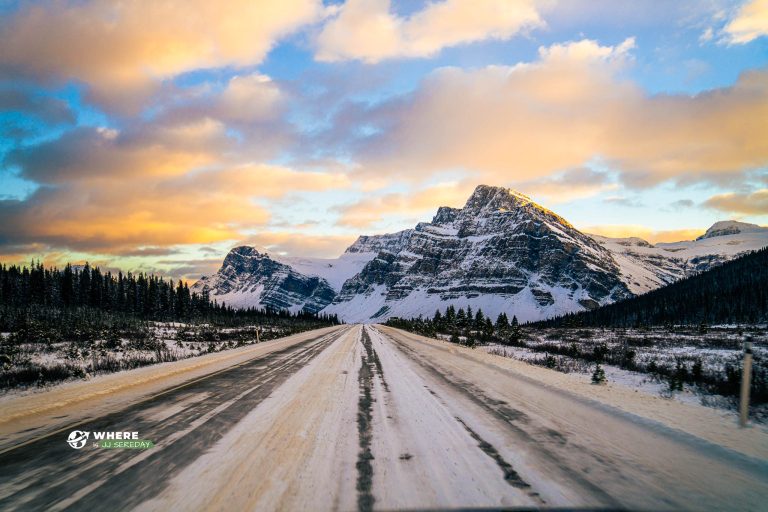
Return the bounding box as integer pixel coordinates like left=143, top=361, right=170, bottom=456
left=323, top=184, right=630, bottom=323
left=696, top=220, right=768, bottom=240
left=460, top=185, right=575, bottom=229
left=191, top=246, right=337, bottom=313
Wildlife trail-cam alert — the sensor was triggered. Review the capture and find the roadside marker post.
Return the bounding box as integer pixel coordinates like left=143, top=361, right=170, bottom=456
left=739, top=340, right=753, bottom=428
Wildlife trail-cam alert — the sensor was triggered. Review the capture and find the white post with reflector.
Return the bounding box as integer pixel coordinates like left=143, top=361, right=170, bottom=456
left=739, top=340, right=753, bottom=428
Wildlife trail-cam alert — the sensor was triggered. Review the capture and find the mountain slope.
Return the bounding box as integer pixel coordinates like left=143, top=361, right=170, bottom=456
left=271, top=252, right=376, bottom=291
left=592, top=220, right=768, bottom=294
left=323, top=185, right=632, bottom=323
left=192, top=247, right=337, bottom=313
left=539, top=246, right=768, bottom=327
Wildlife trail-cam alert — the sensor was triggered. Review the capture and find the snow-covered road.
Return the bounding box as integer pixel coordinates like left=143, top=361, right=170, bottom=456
left=1, top=324, right=766, bottom=511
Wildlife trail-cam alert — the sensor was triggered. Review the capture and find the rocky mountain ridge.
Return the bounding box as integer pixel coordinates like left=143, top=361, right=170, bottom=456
left=590, top=220, right=768, bottom=295
left=192, top=246, right=336, bottom=313
left=323, top=185, right=632, bottom=322
left=193, top=186, right=768, bottom=322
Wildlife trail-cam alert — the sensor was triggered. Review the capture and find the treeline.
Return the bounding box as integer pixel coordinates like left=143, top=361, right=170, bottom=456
left=0, top=262, right=340, bottom=333
left=2, top=261, right=211, bottom=320
left=537, top=247, right=768, bottom=328
left=386, top=305, right=522, bottom=347
left=0, top=262, right=340, bottom=390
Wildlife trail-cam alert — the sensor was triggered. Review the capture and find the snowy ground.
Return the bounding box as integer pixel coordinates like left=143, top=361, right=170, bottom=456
left=482, top=325, right=768, bottom=421
left=0, top=322, right=309, bottom=396
left=1, top=324, right=766, bottom=511
left=487, top=344, right=704, bottom=406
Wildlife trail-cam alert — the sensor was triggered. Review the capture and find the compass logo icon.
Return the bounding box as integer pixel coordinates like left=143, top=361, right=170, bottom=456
left=67, top=430, right=90, bottom=449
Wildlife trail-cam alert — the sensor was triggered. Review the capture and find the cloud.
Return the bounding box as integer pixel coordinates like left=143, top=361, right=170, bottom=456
left=0, top=0, right=321, bottom=113
left=670, top=199, right=695, bottom=209
left=239, top=232, right=358, bottom=258
left=724, top=0, right=768, bottom=44
left=335, top=181, right=470, bottom=228
left=513, top=167, right=617, bottom=203
left=6, top=124, right=228, bottom=184
left=700, top=27, right=715, bottom=42
left=0, top=164, right=348, bottom=254
left=584, top=225, right=705, bottom=244
left=0, top=64, right=353, bottom=260
left=160, top=259, right=224, bottom=282
left=603, top=196, right=643, bottom=208
left=537, top=36, right=636, bottom=63
left=5, top=73, right=294, bottom=187
left=119, top=247, right=182, bottom=257
left=704, top=188, right=768, bottom=214
left=168, top=165, right=349, bottom=206
left=158, top=73, right=287, bottom=127
left=0, top=88, right=75, bottom=126
left=315, top=0, right=543, bottom=62
left=0, top=87, right=77, bottom=141
left=215, top=74, right=285, bottom=124
left=342, top=38, right=768, bottom=189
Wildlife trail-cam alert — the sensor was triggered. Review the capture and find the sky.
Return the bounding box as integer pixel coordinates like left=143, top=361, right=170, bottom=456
left=0, top=0, right=767, bottom=281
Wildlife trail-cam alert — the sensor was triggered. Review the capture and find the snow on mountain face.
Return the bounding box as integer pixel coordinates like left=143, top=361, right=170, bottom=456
left=271, top=252, right=376, bottom=291
left=323, top=185, right=632, bottom=323
left=590, top=221, right=768, bottom=295
left=191, top=246, right=337, bottom=313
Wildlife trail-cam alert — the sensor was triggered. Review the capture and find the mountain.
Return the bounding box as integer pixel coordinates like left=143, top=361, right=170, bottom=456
left=193, top=185, right=768, bottom=322
left=539, top=246, right=768, bottom=327
left=696, top=220, right=767, bottom=240
left=323, top=185, right=632, bottom=323
left=591, top=220, right=768, bottom=295
left=192, top=246, right=338, bottom=313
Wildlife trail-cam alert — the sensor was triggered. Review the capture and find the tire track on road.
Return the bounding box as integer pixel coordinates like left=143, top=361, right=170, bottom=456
left=375, top=326, right=622, bottom=508
left=355, top=326, right=376, bottom=512
left=365, top=326, right=545, bottom=509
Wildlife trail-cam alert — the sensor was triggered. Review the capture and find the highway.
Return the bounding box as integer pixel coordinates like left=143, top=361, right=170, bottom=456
left=0, top=324, right=766, bottom=511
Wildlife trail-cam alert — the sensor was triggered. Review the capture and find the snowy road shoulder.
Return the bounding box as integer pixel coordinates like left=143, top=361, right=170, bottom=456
left=0, top=326, right=345, bottom=452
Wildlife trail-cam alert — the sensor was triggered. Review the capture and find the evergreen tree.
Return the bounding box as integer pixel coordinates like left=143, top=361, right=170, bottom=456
left=482, top=317, right=494, bottom=339
left=592, top=364, right=606, bottom=384
left=0, top=261, right=339, bottom=332
left=445, top=305, right=456, bottom=326
left=509, top=315, right=521, bottom=344
left=474, top=309, right=484, bottom=331
left=456, top=308, right=467, bottom=329
left=495, top=312, right=509, bottom=331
